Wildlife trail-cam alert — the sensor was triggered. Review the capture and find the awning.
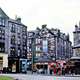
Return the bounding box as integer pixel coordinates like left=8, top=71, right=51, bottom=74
left=34, top=58, right=55, bottom=62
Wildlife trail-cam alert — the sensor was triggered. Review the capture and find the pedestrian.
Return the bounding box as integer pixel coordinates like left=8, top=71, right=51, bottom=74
left=62, top=67, right=65, bottom=75
left=5, top=67, right=7, bottom=73
left=50, top=68, right=52, bottom=75
left=47, top=67, right=50, bottom=75
left=0, top=67, right=2, bottom=73
left=53, top=68, right=56, bottom=75
left=8, top=66, right=11, bottom=74
left=57, top=67, right=61, bottom=76
left=45, top=69, right=47, bottom=74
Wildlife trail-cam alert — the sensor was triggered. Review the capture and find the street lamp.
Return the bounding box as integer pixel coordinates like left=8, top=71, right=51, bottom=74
left=32, top=43, right=33, bottom=74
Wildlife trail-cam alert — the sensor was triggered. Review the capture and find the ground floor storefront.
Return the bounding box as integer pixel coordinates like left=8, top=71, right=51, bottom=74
left=8, top=57, right=27, bottom=73
left=66, top=57, right=80, bottom=74
left=0, top=53, right=8, bottom=72
left=34, top=62, right=57, bottom=69
left=34, top=59, right=66, bottom=70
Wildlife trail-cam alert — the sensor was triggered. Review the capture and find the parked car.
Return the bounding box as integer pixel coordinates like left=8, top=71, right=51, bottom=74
left=37, top=69, right=45, bottom=74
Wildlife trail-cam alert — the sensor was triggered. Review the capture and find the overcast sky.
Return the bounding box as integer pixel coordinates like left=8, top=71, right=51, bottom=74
left=0, top=0, right=80, bottom=45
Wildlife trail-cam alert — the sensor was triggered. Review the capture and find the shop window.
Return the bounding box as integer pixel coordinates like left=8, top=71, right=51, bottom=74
left=0, top=57, right=3, bottom=67
left=11, top=36, right=15, bottom=44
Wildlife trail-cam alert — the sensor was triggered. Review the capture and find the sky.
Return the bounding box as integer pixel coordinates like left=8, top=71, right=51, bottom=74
left=0, top=0, right=80, bottom=45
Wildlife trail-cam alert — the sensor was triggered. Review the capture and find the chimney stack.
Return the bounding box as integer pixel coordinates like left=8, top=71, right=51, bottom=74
left=42, top=24, right=47, bottom=29
left=75, top=24, right=78, bottom=31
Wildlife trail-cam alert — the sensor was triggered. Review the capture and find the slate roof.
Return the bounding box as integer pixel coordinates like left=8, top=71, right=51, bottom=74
left=34, top=58, right=55, bottom=62
left=8, top=19, right=27, bottom=27
left=72, top=43, right=80, bottom=49
left=71, top=57, right=80, bottom=59
left=73, top=30, right=80, bottom=33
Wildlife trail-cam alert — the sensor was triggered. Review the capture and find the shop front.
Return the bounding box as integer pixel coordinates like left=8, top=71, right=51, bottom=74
left=8, top=57, right=27, bottom=73
left=34, top=58, right=55, bottom=69
left=70, top=57, right=80, bottom=74
left=56, top=60, right=66, bottom=68
left=0, top=53, right=8, bottom=72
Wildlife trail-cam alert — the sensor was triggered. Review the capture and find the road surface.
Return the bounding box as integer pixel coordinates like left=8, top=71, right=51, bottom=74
left=0, top=74, right=80, bottom=80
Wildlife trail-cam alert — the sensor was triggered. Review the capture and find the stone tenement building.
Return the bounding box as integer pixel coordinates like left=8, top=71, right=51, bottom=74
left=71, top=23, right=80, bottom=74
left=0, top=8, right=27, bottom=73
left=27, top=25, right=72, bottom=69
left=72, top=24, right=80, bottom=57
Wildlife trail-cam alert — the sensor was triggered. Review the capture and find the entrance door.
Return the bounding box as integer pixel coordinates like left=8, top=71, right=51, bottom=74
left=75, top=62, right=80, bottom=74
left=20, top=61, right=22, bottom=73
left=37, top=64, right=48, bottom=69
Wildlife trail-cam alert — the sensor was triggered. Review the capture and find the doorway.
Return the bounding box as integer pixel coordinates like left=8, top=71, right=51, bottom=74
left=37, top=64, right=48, bottom=69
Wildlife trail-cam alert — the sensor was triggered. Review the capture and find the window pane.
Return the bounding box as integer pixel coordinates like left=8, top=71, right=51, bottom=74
left=2, top=19, right=5, bottom=26
left=42, top=40, right=48, bottom=52
left=18, top=26, right=20, bottom=33
left=0, top=18, right=1, bottom=25
left=78, top=34, right=80, bottom=40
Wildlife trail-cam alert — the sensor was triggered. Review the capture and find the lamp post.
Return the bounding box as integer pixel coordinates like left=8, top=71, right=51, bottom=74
left=32, top=43, right=33, bottom=74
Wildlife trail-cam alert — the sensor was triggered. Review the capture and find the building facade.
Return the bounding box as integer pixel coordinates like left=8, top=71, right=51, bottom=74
left=72, top=23, right=80, bottom=74
left=27, top=25, right=72, bottom=70
left=72, top=24, right=80, bottom=57
left=0, top=8, right=27, bottom=73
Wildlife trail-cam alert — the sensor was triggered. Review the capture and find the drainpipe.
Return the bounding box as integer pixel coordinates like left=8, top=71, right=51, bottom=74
left=32, top=43, right=33, bottom=74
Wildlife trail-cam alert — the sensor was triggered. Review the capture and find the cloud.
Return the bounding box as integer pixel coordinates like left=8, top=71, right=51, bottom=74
left=0, top=0, right=80, bottom=45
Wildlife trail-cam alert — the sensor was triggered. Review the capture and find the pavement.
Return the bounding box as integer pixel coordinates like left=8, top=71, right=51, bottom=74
left=0, top=73, right=80, bottom=80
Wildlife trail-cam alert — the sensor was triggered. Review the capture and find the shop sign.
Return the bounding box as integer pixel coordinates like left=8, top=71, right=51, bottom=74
left=13, top=58, right=18, bottom=60
left=36, top=63, right=40, bottom=64
left=45, top=63, right=48, bottom=64
left=40, top=62, right=45, bottom=64
left=71, top=62, right=74, bottom=63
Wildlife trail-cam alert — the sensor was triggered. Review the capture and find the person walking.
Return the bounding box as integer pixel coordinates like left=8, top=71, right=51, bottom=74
left=0, top=67, right=2, bottom=73
left=8, top=66, right=11, bottom=74
left=53, top=68, right=56, bottom=75
left=5, top=67, right=7, bottom=73
left=47, top=67, right=50, bottom=75
left=50, top=68, right=52, bottom=75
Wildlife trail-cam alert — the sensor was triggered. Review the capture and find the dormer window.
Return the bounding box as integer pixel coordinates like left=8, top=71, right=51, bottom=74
left=28, top=32, right=33, bottom=37
left=0, top=18, right=5, bottom=26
